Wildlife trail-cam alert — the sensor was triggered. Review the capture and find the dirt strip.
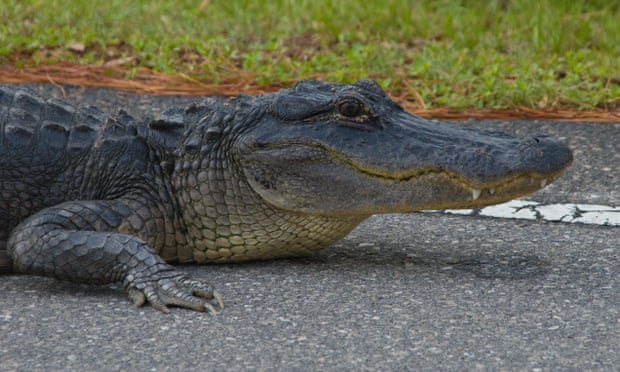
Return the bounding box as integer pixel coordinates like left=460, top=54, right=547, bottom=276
left=1, top=64, right=618, bottom=122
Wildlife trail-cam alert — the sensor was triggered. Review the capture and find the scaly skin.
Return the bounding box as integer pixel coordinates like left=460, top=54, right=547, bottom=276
left=0, top=81, right=572, bottom=313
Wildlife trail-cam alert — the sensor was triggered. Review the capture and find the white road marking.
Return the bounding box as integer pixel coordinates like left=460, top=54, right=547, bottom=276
left=423, top=199, right=620, bottom=227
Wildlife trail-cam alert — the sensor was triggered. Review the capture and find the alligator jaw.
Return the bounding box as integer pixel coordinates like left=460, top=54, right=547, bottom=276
left=340, top=153, right=572, bottom=211
left=241, top=141, right=572, bottom=216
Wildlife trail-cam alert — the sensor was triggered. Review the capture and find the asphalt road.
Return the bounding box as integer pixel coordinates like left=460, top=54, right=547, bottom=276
left=1, top=84, right=618, bottom=371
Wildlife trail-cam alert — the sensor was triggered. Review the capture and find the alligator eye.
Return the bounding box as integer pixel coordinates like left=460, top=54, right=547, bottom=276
left=338, top=100, right=363, bottom=117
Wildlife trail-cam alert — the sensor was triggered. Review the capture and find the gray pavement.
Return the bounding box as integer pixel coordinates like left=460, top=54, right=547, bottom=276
left=1, top=84, right=618, bottom=371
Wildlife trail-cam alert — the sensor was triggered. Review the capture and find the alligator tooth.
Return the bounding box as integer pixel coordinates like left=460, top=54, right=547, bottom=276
left=472, top=189, right=481, bottom=201
left=540, top=178, right=547, bottom=187
left=489, top=188, right=496, bottom=195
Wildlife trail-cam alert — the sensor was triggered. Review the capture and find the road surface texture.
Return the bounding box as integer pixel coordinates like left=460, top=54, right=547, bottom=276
left=1, top=84, right=618, bottom=371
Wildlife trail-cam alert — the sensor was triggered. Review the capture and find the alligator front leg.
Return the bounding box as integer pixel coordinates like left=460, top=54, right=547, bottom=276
left=7, top=200, right=223, bottom=314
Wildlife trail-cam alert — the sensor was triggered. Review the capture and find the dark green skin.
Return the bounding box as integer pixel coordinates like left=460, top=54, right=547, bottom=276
left=0, top=80, right=572, bottom=313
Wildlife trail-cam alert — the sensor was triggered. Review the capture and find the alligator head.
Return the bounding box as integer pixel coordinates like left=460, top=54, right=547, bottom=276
left=235, top=79, right=573, bottom=216
left=173, top=79, right=572, bottom=261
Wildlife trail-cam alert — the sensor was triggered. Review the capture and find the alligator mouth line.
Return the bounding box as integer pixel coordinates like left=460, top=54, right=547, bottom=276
left=251, top=141, right=570, bottom=204
left=351, top=163, right=565, bottom=202
left=322, top=147, right=570, bottom=204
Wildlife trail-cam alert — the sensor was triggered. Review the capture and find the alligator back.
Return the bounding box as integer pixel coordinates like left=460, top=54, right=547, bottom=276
left=1, top=87, right=114, bottom=222
left=0, top=88, right=100, bottom=254
left=0, top=87, right=186, bottom=271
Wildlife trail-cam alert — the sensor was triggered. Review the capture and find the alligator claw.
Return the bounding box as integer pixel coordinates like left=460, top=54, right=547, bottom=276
left=126, top=274, right=223, bottom=314
left=212, top=290, right=225, bottom=310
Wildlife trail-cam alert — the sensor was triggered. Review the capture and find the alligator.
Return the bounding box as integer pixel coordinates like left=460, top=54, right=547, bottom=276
left=0, top=80, right=572, bottom=313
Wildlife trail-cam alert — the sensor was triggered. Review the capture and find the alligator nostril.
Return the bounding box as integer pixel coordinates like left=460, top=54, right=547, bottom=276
left=528, top=134, right=551, bottom=145
left=531, top=133, right=552, bottom=144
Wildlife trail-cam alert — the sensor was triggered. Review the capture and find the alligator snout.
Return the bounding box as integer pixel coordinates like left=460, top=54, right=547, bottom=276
left=519, top=134, right=573, bottom=175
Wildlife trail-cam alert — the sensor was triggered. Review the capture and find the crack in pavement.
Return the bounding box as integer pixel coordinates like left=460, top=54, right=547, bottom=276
left=423, top=199, right=620, bottom=227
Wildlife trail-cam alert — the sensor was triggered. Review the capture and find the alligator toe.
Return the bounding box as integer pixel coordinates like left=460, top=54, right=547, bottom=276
left=126, top=273, right=223, bottom=314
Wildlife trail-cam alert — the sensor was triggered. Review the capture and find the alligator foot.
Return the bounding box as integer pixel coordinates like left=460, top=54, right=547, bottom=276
left=8, top=200, right=225, bottom=314
left=126, top=272, right=224, bottom=314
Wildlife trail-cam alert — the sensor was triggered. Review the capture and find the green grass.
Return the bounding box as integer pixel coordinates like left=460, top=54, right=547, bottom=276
left=1, top=0, right=618, bottom=110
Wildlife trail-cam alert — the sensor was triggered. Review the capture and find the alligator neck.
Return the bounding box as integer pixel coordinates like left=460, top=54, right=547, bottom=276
left=173, top=149, right=364, bottom=263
